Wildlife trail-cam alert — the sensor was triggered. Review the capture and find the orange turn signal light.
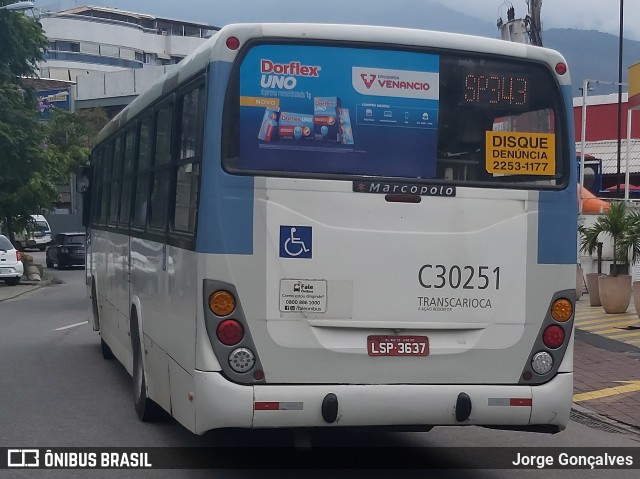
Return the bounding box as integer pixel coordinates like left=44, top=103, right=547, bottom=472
left=209, top=290, right=236, bottom=316
left=551, top=298, right=572, bottom=322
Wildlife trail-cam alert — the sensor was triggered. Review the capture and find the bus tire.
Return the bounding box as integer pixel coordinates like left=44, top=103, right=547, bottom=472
left=131, top=313, right=163, bottom=422
left=101, top=338, right=115, bottom=360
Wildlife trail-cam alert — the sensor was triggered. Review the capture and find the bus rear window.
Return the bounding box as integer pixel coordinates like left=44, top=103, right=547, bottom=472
left=224, top=43, right=567, bottom=188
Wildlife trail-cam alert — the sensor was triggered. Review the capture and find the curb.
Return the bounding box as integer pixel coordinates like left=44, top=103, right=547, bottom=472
left=571, top=403, right=640, bottom=437
left=0, top=277, right=54, bottom=302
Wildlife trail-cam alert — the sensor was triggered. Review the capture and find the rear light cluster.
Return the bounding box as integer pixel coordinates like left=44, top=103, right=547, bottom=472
left=16, top=251, right=22, bottom=261
left=523, top=295, right=573, bottom=381
left=205, top=284, right=265, bottom=382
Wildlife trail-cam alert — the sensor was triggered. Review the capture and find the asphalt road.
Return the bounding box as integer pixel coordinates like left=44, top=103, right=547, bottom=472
left=1, top=255, right=639, bottom=478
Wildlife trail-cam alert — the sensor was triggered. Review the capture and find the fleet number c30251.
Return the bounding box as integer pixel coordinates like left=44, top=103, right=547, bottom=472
left=418, top=264, right=500, bottom=290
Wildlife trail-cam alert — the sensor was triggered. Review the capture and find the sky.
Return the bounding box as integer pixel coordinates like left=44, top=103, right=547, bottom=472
left=450, top=0, right=638, bottom=40
left=34, top=0, right=640, bottom=41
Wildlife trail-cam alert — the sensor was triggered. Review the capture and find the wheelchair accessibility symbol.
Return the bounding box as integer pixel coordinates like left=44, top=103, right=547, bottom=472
left=280, top=226, right=312, bottom=258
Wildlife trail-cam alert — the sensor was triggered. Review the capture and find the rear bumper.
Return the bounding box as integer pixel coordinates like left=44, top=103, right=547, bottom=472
left=193, top=371, right=572, bottom=434
left=0, top=263, right=24, bottom=278
left=26, top=237, right=50, bottom=246
left=61, top=253, right=85, bottom=265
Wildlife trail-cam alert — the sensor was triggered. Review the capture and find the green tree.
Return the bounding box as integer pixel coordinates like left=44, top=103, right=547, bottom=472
left=44, top=107, right=109, bottom=185
left=0, top=84, right=50, bottom=244
left=0, top=107, right=109, bottom=246
left=0, top=2, right=48, bottom=85
left=0, top=6, right=108, bottom=246
left=0, top=4, right=48, bottom=244
left=580, top=201, right=640, bottom=276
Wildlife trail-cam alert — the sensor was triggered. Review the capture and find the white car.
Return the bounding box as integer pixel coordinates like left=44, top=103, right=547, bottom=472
left=16, top=215, right=52, bottom=251
left=0, top=235, right=24, bottom=286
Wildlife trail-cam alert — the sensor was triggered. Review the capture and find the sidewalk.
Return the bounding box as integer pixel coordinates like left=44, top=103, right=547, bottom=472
left=0, top=275, right=53, bottom=302
left=573, top=294, right=640, bottom=432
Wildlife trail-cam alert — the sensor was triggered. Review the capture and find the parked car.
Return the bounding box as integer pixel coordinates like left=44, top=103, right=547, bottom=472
left=0, top=234, right=24, bottom=286
left=46, top=232, right=86, bottom=269
left=14, top=215, right=52, bottom=251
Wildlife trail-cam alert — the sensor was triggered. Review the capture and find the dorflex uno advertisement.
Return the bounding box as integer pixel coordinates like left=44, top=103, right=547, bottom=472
left=238, top=44, right=440, bottom=178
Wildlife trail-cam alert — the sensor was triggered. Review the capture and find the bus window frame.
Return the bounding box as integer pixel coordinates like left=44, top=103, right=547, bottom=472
left=221, top=38, right=570, bottom=192
left=87, top=71, right=206, bottom=253
left=169, top=77, right=206, bottom=243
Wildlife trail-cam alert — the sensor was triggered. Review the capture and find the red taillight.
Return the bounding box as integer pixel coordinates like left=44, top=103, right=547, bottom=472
left=226, top=36, right=240, bottom=50
left=542, top=325, right=565, bottom=349
left=216, top=319, right=244, bottom=346
left=16, top=251, right=22, bottom=261
left=555, top=62, right=567, bottom=75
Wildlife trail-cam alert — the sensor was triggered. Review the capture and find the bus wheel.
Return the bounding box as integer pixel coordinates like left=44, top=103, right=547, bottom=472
left=131, top=316, right=163, bottom=421
left=101, top=338, right=115, bottom=360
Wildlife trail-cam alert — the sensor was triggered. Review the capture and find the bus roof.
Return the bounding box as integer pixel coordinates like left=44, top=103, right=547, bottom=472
left=95, top=23, right=570, bottom=145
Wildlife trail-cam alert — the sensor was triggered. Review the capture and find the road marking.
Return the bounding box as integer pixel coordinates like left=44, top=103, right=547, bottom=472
left=575, top=303, right=640, bottom=347
left=573, top=380, right=640, bottom=402
left=576, top=316, right=637, bottom=327
left=605, top=330, right=640, bottom=340
left=584, top=327, right=640, bottom=335
left=579, top=320, right=638, bottom=332
left=54, top=321, right=88, bottom=331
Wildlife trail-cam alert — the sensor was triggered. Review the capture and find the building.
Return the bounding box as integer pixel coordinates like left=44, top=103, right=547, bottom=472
left=30, top=5, right=218, bottom=227
left=39, top=5, right=218, bottom=78
left=37, top=5, right=219, bottom=116
left=574, top=93, right=640, bottom=196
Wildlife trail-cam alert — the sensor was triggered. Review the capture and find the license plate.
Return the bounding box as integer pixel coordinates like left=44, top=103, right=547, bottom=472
left=367, top=335, right=429, bottom=356
left=0, top=268, right=12, bottom=274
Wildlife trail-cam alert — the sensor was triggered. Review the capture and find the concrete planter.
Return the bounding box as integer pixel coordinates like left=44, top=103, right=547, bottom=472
left=633, top=282, right=640, bottom=323
left=598, top=275, right=632, bottom=314
left=576, top=265, right=584, bottom=300
left=585, top=273, right=603, bottom=306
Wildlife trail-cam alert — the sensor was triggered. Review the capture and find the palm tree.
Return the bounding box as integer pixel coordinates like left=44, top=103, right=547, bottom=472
left=580, top=201, right=640, bottom=277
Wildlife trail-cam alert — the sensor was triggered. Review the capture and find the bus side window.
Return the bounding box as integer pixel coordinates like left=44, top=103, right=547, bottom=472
left=133, top=116, right=153, bottom=229
left=173, top=85, right=203, bottom=235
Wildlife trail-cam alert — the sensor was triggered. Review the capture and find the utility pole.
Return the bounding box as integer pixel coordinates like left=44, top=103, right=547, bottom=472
left=497, top=0, right=543, bottom=47
left=527, top=0, right=543, bottom=46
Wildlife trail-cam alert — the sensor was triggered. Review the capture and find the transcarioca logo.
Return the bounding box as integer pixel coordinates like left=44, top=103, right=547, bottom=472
left=260, top=59, right=321, bottom=77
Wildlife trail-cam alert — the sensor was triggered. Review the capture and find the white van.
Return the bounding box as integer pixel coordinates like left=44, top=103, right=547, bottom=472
left=15, top=215, right=52, bottom=251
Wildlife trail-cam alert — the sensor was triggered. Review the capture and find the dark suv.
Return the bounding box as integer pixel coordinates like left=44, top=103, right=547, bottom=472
left=46, top=232, right=86, bottom=269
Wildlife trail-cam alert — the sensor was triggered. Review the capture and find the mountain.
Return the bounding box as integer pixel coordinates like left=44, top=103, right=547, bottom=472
left=38, top=1, right=640, bottom=97
left=544, top=29, right=640, bottom=97
left=40, top=0, right=499, bottom=38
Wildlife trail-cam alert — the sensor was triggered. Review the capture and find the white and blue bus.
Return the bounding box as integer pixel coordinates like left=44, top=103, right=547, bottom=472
left=86, top=23, right=577, bottom=434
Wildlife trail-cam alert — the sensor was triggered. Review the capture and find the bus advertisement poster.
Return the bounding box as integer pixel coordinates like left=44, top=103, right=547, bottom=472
left=238, top=44, right=440, bottom=178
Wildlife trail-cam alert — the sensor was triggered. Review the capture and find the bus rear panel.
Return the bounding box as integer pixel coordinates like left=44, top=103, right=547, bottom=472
left=193, top=25, right=576, bottom=433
